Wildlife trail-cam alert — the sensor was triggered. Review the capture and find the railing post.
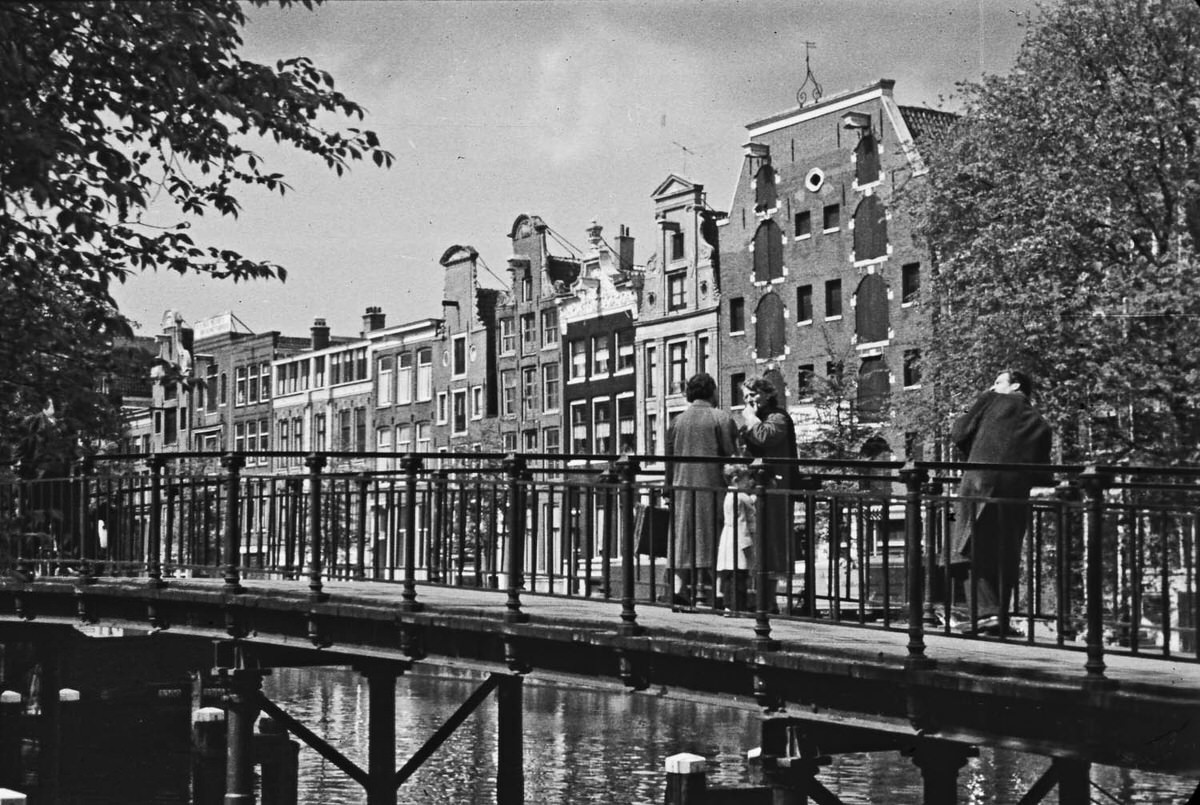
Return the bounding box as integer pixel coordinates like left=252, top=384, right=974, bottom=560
left=400, top=454, right=423, bottom=612
left=751, top=460, right=780, bottom=652
left=355, top=474, right=369, bottom=583
left=502, top=454, right=529, bottom=623
left=921, top=475, right=944, bottom=627
left=1055, top=480, right=1081, bottom=646
left=285, top=478, right=301, bottom=581
left=221, top=453, right=246, bottom=594
left=431, top=470, right=449, bottom=583
left=616, top=455, right=644, bottom=636
left=1079, top=466, right=1116, bottom=689
left=305, top=454, right=329, bottom=603
left=74, top=456, right=95, bottom=585
left=148, top=454, right=166, bottom=588
left=901, top=462, right=933, bottom=670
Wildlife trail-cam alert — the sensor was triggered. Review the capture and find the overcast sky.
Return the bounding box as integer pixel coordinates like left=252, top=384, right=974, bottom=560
left=113, top=0, right=1044, bottom=338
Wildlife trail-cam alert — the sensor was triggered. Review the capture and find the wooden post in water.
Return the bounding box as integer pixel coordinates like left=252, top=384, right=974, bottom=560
left=224, top=670, right=263, bottom=805
left=1054, top=757, right=1090, bottom=805
left=663, top=753, right=707, bottom=805
left=906, top=742, right=976, bottom=805
left=0, top=789, right=26, bottom=803
left=257, top=717, right=299, bottom=805
left=364, top=666, right=397, bottom=805
left=496, top=674, right=524, bottom=805
left=191, top=706, right=226, bottom=805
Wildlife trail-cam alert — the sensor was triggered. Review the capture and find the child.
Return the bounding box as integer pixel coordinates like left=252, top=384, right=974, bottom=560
left=717, top=463, right=756, bottom=613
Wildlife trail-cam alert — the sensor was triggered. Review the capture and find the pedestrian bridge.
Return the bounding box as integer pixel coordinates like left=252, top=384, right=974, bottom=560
left=2, top=450, right=1199, bottom=803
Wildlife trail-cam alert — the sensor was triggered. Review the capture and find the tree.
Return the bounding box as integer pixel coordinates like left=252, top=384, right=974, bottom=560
left=907, top=0, right=1200, bottom=465
left=0, top=1, right=394, bottom=475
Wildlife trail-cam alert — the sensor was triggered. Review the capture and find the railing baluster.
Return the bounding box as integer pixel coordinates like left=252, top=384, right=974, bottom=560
left=503, top=454, right=528, bottom=623
left=305, top=454, right=328, bottom=603
left=355, top=474, right=369, bottom=582
left=616, top=455, right=643, bottom=636
left=400, top=454, right=423, bottom=611
left=752, top=460, right=779, bottom=651
left=75, top=457, right=95, bottom=585
left=221, top=453, right=245, bottom=593
left=1080, top=466, right=1114, bottom=689
left=901, top=462, right=932, bottom=670
left=148, top=455, right=165, bottom=588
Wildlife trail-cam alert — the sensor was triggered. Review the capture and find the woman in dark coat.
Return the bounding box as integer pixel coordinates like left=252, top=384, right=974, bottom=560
left=738, top=377, right=798, bottom=607
left=951, top=369, right=1053, bottom=627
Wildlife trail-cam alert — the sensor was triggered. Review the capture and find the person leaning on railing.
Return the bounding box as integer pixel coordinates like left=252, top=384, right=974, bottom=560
left=949, top=368, right=1053, bottom=635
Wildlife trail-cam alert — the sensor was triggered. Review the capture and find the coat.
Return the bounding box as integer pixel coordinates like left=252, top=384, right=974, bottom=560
left=665, top=400, right=739, bottom=570
left=950, top=391, right=1052, bottom=573
left=740, top=407, right=798, bottom=573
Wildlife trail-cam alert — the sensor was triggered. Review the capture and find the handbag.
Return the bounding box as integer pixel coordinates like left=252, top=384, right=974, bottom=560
left=634, top=502, right=670, bottom=558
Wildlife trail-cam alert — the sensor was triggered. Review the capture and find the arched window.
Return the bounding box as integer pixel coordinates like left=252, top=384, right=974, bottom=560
left=753, top=220, right=784, bottom=283
left=854, top=274, right=889, bottom=343
left=754, top=292, right=786, bottom=361
left=857, top=356, right=890, bottom=422
left=853, top=195, right=888, bottom=263
left=754, top=163, right=778, bottom=213
left=855, top=132, right=880, bottom=186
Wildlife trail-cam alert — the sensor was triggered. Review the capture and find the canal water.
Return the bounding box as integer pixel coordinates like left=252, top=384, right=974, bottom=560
left=5, top=664, right=1196, bottom=803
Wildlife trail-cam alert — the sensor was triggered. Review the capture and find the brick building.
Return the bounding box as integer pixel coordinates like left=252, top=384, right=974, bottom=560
left=717, top=80, right=952, bottom=458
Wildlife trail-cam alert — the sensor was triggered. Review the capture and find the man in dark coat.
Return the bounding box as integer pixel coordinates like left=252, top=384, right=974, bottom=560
left=665, top=373, right=739, bottom=607
left=951, top=369, right=1053, bottom=631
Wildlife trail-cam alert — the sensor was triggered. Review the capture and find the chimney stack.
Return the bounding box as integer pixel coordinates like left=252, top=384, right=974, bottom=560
left=615, top=225, right=635, bottom=273
left=362, top=306, right=386, bottom=333
left=310, top=318, right=330, bottom=351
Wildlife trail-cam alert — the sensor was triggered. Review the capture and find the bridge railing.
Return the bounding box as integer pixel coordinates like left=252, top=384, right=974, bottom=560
left=0, top=452, right=1197, bottom=679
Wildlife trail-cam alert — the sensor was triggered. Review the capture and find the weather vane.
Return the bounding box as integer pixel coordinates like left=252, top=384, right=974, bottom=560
left=796, top=41, right=823, bottom=108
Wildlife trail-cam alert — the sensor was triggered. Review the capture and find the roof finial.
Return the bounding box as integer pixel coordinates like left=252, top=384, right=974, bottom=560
left=796, top=41, right=823, bottom=108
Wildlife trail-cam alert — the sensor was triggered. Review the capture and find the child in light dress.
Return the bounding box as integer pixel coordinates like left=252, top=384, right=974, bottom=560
left=717, top=463, right=756, bottom=612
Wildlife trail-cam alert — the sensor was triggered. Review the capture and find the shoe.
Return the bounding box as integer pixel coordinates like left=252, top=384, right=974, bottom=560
left=670, top=593, right=695, bottom=612
left=967, top=615, right=1022, bottom=638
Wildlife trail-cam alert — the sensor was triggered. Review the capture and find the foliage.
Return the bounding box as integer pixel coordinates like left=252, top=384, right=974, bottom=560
left=907, top=0, right=1200, bottom=465
left=794, top=329, right=890, bottom=461
left=0, top=0, right=394, bottom=473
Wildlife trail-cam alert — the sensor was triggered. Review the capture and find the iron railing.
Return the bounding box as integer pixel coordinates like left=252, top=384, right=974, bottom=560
left=2, top=451, right=1198, bottom=681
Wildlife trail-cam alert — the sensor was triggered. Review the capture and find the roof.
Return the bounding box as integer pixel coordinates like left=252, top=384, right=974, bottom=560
left=897, top=106, right=958, bottom=150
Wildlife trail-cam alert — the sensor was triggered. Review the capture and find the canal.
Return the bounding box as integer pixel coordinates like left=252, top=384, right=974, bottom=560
left=5, top=664, right=1197, bottom=803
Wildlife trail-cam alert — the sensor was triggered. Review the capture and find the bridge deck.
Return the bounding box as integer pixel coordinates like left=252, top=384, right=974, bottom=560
left=5, top=576, right=1198, bottom=778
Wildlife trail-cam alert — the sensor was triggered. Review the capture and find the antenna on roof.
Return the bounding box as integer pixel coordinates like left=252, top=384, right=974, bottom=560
left=796, top=41, right=823, bottom=108
left=672, top=141, right=697, bottom=174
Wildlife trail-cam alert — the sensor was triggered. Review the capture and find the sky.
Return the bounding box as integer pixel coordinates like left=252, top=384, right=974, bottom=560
left=112, top=0, right=1045, bottom=339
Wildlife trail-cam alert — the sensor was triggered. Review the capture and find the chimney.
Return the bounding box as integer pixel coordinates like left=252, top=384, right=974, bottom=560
left=615, top=225, right=634, bottom=273
left=362, top=306, right=386, bottom=333
left=310, top=318, right=330, bottom=351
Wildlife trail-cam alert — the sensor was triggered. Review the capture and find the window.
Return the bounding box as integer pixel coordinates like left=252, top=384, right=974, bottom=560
left=164, top=409, right=177, bottom=445
left=616, top=329, right=635, bottom=373
left=260, top=362, right=271, bottom=400
left=354, top=348, right=367, bottom=381
left=244, top=420, right=256, bottom=460
left=729, top=297, right=745, bottom=333
left=904, top=349, right=922, bottom=387
left=416, top=348, right=433, bottom=401
left=397, top=424, right=412, bottom=454
left=501, top=370, right=517, bottom=416
left=376, top=427, right=393, bottom=472
left=754, top=163, right=777, bottom=213
left=797, top=284, right=813, bottom=323
left=754, top=294, right=786, bottom=360
left=522, top=367, right=537, bottom=417
left=797, top=364, right=815, bottom=400
left=823, top=203, right=840, bottom=231
left=855, top=132, right=880, bottom=186
left=826, top=361, right=844, bottom=384
left=453, top=389, right=468, bottom=434
left=300, top=359, right=310, bottom=391
left=292, top=416, right=303, bottom=457
left=593, top=399, right=612, bottom=454
left=235, top=367, right=247, bottom=406
left=697, top=336, right=709, bottom=375
left=753, top=220, right=784, bottom=283
left=570, top=402, right=589, bottom=454
left=416, top=423, right=431, bottom=453
left=825, top=279, right=843, bottom=319
left=795, top=210, right=812, bottom=238
left=853, top=196, right=888, bottom=262
left=591, top=335, right=610, bottom=376
left=258, top=417, right=270, bottom=455
left=247, top=364, right=259, bottom=404
left=671, top=229, right=685, bottom=261
left=500, top=318, right=515, bottom=355
left=542, top=363, right=559, bottom=412
left=277, top=365, right=289, bottom=396
left=731, top=373, right=746, bottom=407
left=521, top=313, right=537, bottom=352
left=220, top=372, right=228, bottom=405
left=667, top=341, right=687, bottom=395
left=521, top=272, right=532, bottom=302
left=855, top=274, right=889, bottom=343
left=667, top=272, right=686, bottom=310
left=543, top=427, right=560, bottom=454
left=902, top=263, right=921, bottom=304
left=377, top=356, right=394, bottom=405
left=503, top=432, right=517, bottom=451
left=279, top=419, right=290, bottom=455
left=523, top=430, right=538, bottom=451
left=617, top=395, right=636, bottom=453
left=234, top=422, right=245, bottom=453
left=471, top=385, right=484, bottom=419
left=645, top=344, right=658, bottom=397
left=330, top=352, right=343, bottom=385
left=397, top=353, right=412, bottom=404
left=452, top=336, right=467, bottom=377
left=436, top=392, right=448, bottom=424
left=339, top=409, right=352, bottom=451
left=645, top=412, right=658, bottom=456
left=206, top=365, right=218, bottom=412
left=569, top=339, right=587, bottom=381
left=314, top=356, right=325, bottom=387
left=314, top=413, right=326, bottom=452
left=179, top=404, right=188, bottom=432
left=541, top=309, right=559, bottom=347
